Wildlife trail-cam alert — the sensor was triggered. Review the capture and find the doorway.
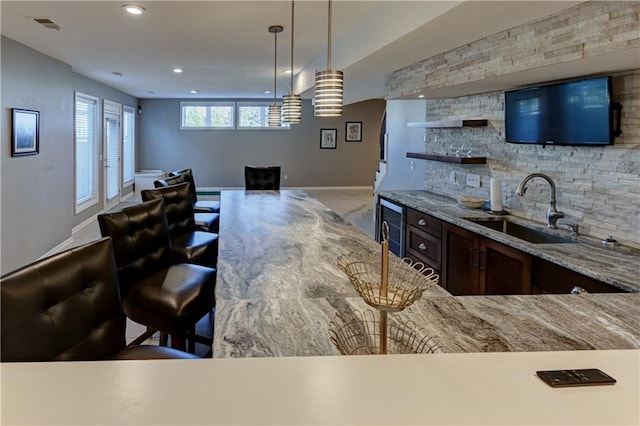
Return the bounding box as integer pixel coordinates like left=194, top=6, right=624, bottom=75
left=103, top=100, right=121, bottom=210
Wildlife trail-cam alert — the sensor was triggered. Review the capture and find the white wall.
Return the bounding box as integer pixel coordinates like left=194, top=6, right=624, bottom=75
left=377, top=100, right=426, bottom=191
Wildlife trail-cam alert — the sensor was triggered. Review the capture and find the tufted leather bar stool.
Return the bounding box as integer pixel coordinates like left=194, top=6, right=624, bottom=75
left=244, top=165, right=281, bottom=190
left=1, top=237, right=197, bottom=361
left=168, top=168, right=220, bottom=214
left=98, top=199, right=216, bottom=353
left=141, top=182, right=218, bottom=268
left=154, top=175, right=219, bottom=233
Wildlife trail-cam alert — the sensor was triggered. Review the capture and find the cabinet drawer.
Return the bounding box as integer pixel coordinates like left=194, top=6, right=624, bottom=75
left=406, top=227, right=441, bottom=271
left=406, top=208, right=441, bottom=238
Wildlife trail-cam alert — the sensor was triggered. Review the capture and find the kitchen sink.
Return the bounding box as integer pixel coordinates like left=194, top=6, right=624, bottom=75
left=464, top=217, right=577, bottom=244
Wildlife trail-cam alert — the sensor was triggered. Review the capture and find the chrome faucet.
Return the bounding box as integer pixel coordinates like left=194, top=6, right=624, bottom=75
left=515, top=173, right=565, bottom=229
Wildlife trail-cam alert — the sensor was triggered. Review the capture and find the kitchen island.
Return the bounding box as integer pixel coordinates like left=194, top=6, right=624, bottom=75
left=3, top=190, right=639, bottom=426
left=214, top=190, right=640, bottom=358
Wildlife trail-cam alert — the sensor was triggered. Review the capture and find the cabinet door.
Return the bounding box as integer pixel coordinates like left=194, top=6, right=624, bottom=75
left=442, top=224, right=480, bottom=295
left=479, top=239, right=531, bottom=295
left=531, top=257, right=623, bottom=293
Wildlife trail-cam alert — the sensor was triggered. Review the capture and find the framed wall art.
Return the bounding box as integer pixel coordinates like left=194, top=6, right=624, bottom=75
left=345, top=121, right=362, bottom=142
left=320, top=128, right=337, bottom=149
left=11, top=108, right=39, bottom=157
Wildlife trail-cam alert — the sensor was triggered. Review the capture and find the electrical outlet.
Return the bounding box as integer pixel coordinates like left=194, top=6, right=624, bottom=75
left=283, top=174, right=288, bottom=180
left=409, top=160, right=415, bottom=170
left=466, top=173, right=480, bottom=188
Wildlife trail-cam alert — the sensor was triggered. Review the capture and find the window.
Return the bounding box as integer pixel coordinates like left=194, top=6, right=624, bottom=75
left=74, top=92, right=99, bottom=213
left=180, top=101, right=289, bottom=130
left=122, top=106, right=135, bottom=186
left=181, top=102, right=235, bottom=129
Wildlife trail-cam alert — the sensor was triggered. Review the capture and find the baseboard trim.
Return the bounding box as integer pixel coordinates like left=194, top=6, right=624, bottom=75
left=72, top=215, right=98, bottom=235
left=39, top=237, right=74, bottom=260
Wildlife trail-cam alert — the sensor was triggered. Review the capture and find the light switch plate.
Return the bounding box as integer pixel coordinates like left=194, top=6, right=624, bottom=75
left=466, top=173, right=480, bottom=188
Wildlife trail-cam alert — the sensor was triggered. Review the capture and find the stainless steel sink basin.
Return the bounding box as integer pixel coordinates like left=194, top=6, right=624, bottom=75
left=465, top=217, right=576, bottom=244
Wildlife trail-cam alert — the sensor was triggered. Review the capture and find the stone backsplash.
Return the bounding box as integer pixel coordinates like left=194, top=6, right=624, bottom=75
left=420, top=69, right=639, bottom=248
left=385, top=1, right=639, bottom=248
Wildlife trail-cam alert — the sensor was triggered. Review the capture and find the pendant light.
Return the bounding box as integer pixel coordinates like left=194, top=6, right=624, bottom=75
left=282, top=0, right=302, bottom=124
left=268, top=25, right=283, bottom=127
left=314, top=0, right=343, bottom=117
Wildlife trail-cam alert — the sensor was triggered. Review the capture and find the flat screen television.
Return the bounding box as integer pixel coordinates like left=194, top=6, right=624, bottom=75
left=505, top=76, right=619, bottom=146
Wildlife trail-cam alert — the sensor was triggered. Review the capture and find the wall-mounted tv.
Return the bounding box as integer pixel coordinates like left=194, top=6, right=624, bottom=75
left=505, top=76, right=621, bottom=146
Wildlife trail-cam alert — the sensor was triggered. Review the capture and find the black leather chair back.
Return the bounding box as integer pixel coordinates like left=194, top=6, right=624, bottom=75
left=154, top=174, right=185, bottom=189
left=1, top=238, right=127, bottom=362
left=168, top=168, right=198, bottom=203
left=98, top=199, right=173, bottom=296
left=244, top=165, right=281, bottom=190
left=141, top=182, right=196, bottom=237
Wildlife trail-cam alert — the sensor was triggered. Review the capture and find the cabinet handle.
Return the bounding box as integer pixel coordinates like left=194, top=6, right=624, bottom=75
left=417, top=219, right=427, bottom=226
left=471, top=248, right=479, bottom=268
left=418, top=243, right=427, bottom=251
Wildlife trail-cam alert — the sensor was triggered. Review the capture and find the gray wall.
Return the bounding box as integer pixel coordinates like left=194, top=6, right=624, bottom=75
left=1, top=37, right=73, bottom=274
left=138, top=99, right=385, bottom=188
left=1, top=37, right=138, bottom=273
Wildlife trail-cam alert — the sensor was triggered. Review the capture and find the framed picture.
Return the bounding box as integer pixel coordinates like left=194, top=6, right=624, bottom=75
left=11, top=108, right=39, bottom=157
left=345, top=121, right=362, bottom=142
left=320, top=128, right=337, bottom=149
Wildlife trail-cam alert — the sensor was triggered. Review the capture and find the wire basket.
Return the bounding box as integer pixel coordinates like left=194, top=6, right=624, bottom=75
left=337, top=250, right=439, bottom=312
left=329, top=309, right=443, bottom=355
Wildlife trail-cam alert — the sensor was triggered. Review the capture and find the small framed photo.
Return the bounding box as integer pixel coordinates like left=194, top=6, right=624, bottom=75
left=345, top=121, right=362, bottom=142
left=320, top=128, right=337, bottom=149
left=11, top=108, right=39, bottom=157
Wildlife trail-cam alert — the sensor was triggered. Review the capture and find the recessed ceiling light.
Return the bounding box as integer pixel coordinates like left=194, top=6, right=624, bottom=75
left=122, top=4, right=145, bottom=15
left=418, top=94, right=425, bottom=98
left=264, top=90, right=271, bottom=94
left=173, top=67, right=183, bottom=74
left=284, top=70, right=292, bottom=74
left=190, top=90, right=198, bottom=94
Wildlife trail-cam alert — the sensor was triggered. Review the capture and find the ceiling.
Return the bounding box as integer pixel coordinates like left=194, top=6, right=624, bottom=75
left=3, top=1, right=616, bottom=104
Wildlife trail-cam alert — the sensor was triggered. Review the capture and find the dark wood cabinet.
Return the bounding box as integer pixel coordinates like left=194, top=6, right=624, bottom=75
left=379, top=200, right=627, bottom=296
left=481, top=238, right=531, bottom=295
left=405, top=208, right=442, bottom=273
left=441, top=224, right=479, bottom=295
left=531, top=257, right=622, bottom=294
left=442, top=223, right=531, bottom=296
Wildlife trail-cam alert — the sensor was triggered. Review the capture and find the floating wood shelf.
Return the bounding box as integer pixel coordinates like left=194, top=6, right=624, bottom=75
left=407, top=152, right=487, bottom=164
left=406, top=119, right=488, bottom=129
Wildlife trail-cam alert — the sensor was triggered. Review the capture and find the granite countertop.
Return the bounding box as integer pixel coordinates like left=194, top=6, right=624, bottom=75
left=378, top=190, right=640, bottom=293
left=214, top=190, right=640, bottom=358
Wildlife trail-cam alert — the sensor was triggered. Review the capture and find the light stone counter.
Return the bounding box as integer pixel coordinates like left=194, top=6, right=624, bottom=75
left=214, top=190, right=640, bottom=358
left=378, top=190, right=640, bottom=293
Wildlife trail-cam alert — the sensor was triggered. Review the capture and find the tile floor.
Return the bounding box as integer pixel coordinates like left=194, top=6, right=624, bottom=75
left=57, top=188, right=376, bottom=348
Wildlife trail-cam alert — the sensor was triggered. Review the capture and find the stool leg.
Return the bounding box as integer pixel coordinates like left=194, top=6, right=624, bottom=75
left=160, top=332, right=169, bottom=347
left=170, top=334, right=186, bottom=351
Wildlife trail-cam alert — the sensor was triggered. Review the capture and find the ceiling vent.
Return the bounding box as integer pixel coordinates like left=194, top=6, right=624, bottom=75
left=34, top=18, right=61, bottom=30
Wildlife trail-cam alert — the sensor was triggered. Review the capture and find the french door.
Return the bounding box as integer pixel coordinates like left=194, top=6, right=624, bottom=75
left=103, top=100, right=121, bottom=210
